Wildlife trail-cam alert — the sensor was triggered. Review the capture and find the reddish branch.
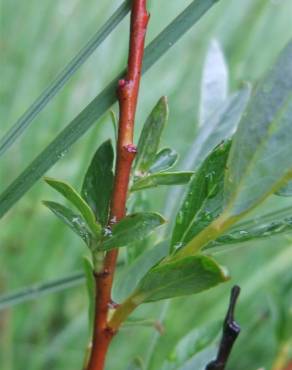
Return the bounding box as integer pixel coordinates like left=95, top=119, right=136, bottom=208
left=86, top=2, right=149, bottom=370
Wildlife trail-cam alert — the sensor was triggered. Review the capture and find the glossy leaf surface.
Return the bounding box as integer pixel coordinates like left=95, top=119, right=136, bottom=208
left=224, top=41, right=292, bottom=216
left=134, top=97, right=168, bottom=174
left=82, top=140, right=114, bottom=226
left=171, top=141, right=231, bottom=249
left=44, top=177, right=101, bottom=237
left=101, top=213, right=166, bottom=251
left=149, top=148, right=178, bottom=173
left=131, top=172, right=193, bottom=192
left=43, top=201, right=92, bottom=246
left=132, top=255, right=229, bottom=303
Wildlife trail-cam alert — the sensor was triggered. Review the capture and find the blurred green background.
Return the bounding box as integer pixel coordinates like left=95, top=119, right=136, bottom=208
left=1, top=0, right=292, bottom=369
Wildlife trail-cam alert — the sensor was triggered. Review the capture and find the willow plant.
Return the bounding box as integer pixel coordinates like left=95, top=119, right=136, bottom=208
left=1, top=0, right=292, bottom=369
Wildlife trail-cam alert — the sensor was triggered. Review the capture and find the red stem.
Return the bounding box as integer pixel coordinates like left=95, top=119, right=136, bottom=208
left=85, top=2, right=149, bottom=370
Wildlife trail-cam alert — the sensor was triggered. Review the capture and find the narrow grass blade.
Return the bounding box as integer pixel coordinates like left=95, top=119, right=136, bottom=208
left=0, top=272, right=84, bottom=311
left=0, top=0, right=131, bottom=156
left=0, top=0, right=221, bottom=219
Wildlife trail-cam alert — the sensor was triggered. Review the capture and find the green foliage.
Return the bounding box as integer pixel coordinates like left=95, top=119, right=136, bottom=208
left=134, top=97, right=169, bottom=175
left=131, top=255, right=229, bottom=303
left=148, top=148, right=178, bottom=173
left=171, top=141, right=231, bottom=249
left=2, top=1, right=292, bottom=370
left=224, top=41, right=292, bottom=216
left=101, top=213, right=166, bottom=251
left=131, top=172, right=193, bottom=192
left=44, top=177, right=102, bottom=238
left=43, top=201, right=92, bottom=246
left=81, top=140, right=114, bottom=226
left=83, top=257, right=95, bottom=335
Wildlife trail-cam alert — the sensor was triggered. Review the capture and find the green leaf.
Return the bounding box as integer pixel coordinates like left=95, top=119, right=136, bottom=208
left=149, top=148, right=178, bottom=173
left=276, top=180, right=292, bottom=197
left=131, top=255, right=229, bottom=303
left=101, top=213, right=166, bottom=251
left=224, top=41, right=292, bottom=217
left=134, top=97, right=169, bottom=174
left=114, top=241, right=168, bottom=301
left=43, top=201, right=92, bottom=246
left=162, top=321, right=220, bottom=370
left=81, top=140, right=114, bottom=226
left=44, top=177, right=101, bottom=238
left=0, top=1, right=131, bottom=156
left=171, top=141, right=231, bottom=249
left=83, top=257, right=95, bottom=335
left=0, top=0, right=221, bottom=219
left=131, top=172, right=193, bottom=192
left=199, top=39, right=228, bottom=127
left=164, top=87, right=250, bottom=220
left=209, top=214, right=292, bottom=248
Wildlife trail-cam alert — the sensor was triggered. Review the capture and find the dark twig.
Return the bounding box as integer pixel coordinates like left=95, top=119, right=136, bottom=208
left=206, top=285, right=241, bottom=370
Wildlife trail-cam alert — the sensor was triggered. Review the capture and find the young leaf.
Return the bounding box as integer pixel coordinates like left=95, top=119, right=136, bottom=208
left=131, top=172, right=193, bottom=192
left=131, top=255, right=229, bottom=303
left=42, top=201, right=92, bottom=246
left=101, top=213, right=166, bottom=251
left=164, top=87, right=250, bottom=220
left=134, top=97, right=169, bottom=174
left=171, top=141, right=231, bottom=249
left=199, top=39, right=228, bottom=127
left=81, top=140, right=114, bottom=226
left=224, top=41, right=292, bottom=217
left=44, top=177, right=101, bottom=237
left=149, top=148, right=178, bottom=173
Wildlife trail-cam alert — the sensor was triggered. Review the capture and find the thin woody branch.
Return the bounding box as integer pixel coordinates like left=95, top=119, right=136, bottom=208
left=85, top=2, right=149, bottom=370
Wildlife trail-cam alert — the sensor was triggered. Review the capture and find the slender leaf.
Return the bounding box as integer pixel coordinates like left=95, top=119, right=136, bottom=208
left=0, top=0, right=221, bottom=219
left=131, top=172, right=193, bottom=192
left=134, top=97, right=169, bottom=174
left=224, top=41, right=292, bottom=216
left=171, top=141, right=231, bottom=249
left=0, top=272, right=84, bottom=311
left=101, top=213, right=166, bottom=251
left=208, top=213, right=292, bottom=248
left=131, top=255, right=229, bottom=303
left=44, top=177, right=101, bottom=237
left=148, top=148, right=178, bottom=174
left=43, top=201, right=92, bottom=246
left=164, top=87, right=251, bottom=220
left=81, top=140, right=114, bottom=226
left=199, top=39, right=228, bottom=127
left=114, top=241, right=168, bottom=301
left=0, top=0, right=131, bottom=156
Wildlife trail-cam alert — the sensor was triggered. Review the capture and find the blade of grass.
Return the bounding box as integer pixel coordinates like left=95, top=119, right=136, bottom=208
left=0, top=0, right=132, bottom=156
left=0, top=272, right=84, bottom=311
left=0, top=0, right=220, bottom=219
